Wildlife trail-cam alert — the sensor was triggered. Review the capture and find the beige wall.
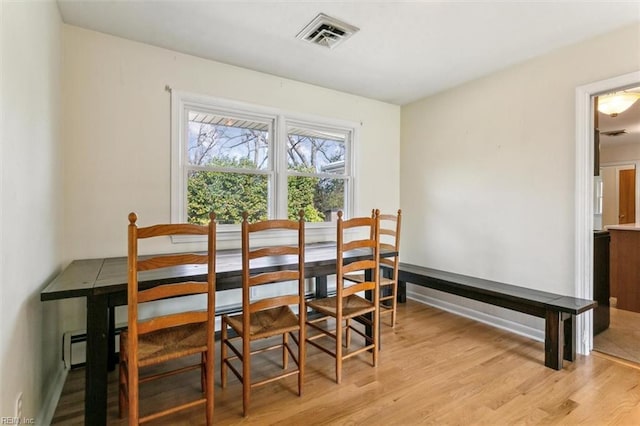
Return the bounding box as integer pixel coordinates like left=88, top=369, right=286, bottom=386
left=1, top=1, right=64, bottom=422
left=401, top=24, right=639, bottom=324
left=601, top=142, right=640, bottom=163
left=60, top=25, right=400, bottom=329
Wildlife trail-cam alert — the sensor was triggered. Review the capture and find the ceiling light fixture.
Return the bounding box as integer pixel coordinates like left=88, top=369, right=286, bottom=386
left=597, top=91, right=640, bottom=117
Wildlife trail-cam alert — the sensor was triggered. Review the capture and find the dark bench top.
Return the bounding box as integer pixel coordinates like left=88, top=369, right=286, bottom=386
left=397, top=262, right=597, bottom=318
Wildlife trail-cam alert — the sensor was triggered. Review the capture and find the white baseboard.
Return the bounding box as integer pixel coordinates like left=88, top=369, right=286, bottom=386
left=407, top=289, right=545, bottom=343
left=38, top=362, right=68, bottom=426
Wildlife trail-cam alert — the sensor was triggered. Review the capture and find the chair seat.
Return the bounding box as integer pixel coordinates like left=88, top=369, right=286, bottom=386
left=225, top=305, right=300, bottom=340
left=344, top=273, right=394, bottom=286
left=308, top=294, right=375, bottom=319
left=120, top=322, right=207, bottom=367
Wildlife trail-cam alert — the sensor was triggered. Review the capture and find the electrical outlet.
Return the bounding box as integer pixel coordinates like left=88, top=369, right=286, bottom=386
left=15, top=392, right=23, bottom=419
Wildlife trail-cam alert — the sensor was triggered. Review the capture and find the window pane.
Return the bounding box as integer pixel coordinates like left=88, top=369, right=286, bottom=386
left=187, top=170, right=268, bottom=225
left=188, top=111, right=269, bottom=170
left=287, top=176, right=345, bottom=223
left=287, top=126, right=346, bottom=174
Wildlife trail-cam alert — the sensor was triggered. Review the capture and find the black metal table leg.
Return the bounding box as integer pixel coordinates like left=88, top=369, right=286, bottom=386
left=397, top=280, right=407, bottom=303
left=85, top=294, right=109, bottom=426
left=107, top=306, right=116, bottom=371
left=315, top=275, right=328, bottom=298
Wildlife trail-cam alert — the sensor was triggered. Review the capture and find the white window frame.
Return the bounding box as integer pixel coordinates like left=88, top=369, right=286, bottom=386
left=171, top=90, right=357, bottom=242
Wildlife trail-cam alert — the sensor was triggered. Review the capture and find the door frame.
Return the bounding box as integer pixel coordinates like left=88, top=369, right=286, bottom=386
left=575, top=70, right=640, bottom=355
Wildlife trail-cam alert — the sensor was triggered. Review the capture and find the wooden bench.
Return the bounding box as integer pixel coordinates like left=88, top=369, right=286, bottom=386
left=394, top=263, right=597, bottom=370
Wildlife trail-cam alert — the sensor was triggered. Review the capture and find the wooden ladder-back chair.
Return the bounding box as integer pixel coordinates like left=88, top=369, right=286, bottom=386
left=119, top=212, right=216, bottom=425
left=221, top=211, right=306, bottom=417
left=306, top=210, right=380, bottom=384
left=345, top=209, right=402, bottom=327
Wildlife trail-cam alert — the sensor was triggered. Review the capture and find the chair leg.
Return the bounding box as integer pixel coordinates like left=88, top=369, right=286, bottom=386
left=205, top=349, right=214, bottom=426
left=242, top=334, right=251, bottom=417
left=391, top=282, right=398, bottom=327
left=344, top=319, right=351, bottom=348
left=335, top=317, right=343, bottom=384
left=221, top=318, right=228, bottom=388
left=298, top=328, right=305, bottom=396
left=283, top=332, right=288, bottom=369
left=373, top=309, right=379, bottom=367
left=128, top=362, right=139, bottom=425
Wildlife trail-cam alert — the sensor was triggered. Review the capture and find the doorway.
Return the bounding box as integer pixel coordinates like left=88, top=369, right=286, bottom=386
left=595, top=163, right=640, bottom=363
left=591, top=87, right=640, bottom=364
left=574, top=71, right=640, bottom=358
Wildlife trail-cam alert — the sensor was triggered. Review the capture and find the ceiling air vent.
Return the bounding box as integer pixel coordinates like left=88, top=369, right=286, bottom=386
left=296, top=13, right=359, bottom=49
left=601, top=129, right=628, bottom=137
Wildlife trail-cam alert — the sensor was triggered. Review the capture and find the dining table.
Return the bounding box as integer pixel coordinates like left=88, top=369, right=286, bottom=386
left=41, top=242, right=395, bottom=425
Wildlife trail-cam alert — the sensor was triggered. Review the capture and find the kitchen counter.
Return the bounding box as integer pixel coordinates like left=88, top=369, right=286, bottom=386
left=607, top=223, right=640, bottom=231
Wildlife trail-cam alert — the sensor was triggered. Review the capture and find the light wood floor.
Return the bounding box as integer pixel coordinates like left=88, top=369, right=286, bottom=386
left=594, top=307, right=640, bottom=365
left=52, top=301, right=640, bottom=425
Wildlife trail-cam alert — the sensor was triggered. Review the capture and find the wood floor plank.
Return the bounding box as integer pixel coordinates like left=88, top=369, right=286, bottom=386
left=52, top=301, right=640, bottom=425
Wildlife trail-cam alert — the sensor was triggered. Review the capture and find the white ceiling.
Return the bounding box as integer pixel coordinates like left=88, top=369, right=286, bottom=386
left=57, top=0, right=640, bottom=105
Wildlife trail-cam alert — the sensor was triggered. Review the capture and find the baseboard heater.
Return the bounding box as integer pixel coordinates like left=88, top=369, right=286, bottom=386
left=62, top=326, right=126, bottom=369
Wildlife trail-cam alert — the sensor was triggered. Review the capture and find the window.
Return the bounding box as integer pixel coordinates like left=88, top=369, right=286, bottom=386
left=171, top=91, right=355, bottom=235
left=286, top=122, right=350, bottom=224
left=185, top=110, right=272, bottom=225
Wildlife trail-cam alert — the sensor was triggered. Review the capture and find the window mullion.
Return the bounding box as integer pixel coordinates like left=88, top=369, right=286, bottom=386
left=274, top=115, right=288, bottom=219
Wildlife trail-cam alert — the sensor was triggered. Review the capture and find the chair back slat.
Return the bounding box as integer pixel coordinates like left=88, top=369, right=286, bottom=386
left=138, top=282, right=209, bottom=303
left=249, top=270, right=300, bottom=287
left=248, top=219, right=300, bottom=232
left=250, top=294, right=300, bottom=313
left=343, top=259, right=377, bottom=274
left=137, top=223, right=209, bottom=238
left=249, top=245, right=298, bottom=259
left=380, top=257, right=395, bottom=268
left=380, top=228, right=396, bottom=238
left=138, top=311, right=208, bottom=335
left=137, top=253, right=208, bottom=271
left=342, top=281, right=376, bottom=297
left=379, top=242, right=396, bottom=252
left=341, top=216, right=374, bottom=229
left=342, top=239, right=376, bottom=252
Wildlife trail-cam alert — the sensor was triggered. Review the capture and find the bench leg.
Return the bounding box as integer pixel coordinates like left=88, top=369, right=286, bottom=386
left=563, top=313, right=576, bottom=362
left=545, top=311, right=576, bottom=370
left=544, top=310, right=563, bottom=370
